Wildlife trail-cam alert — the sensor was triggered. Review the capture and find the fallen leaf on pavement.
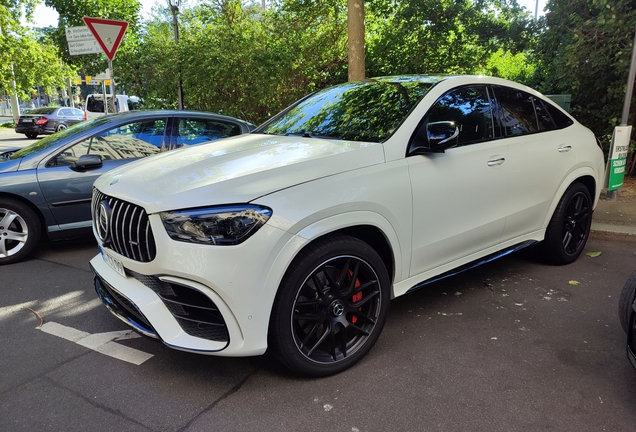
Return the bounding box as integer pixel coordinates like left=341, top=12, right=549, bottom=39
left=569, top=280, right=580, bottom=286
left=586, top=252, right=602, bottom=258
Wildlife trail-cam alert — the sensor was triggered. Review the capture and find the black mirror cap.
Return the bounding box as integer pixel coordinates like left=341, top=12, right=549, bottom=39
left=71, top=154, right=102, bottom=171
left=427, top=121, right=459, bottom=151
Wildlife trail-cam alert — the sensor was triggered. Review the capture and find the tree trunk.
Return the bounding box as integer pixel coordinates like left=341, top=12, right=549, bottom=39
left=347, top=0, right=365, bottom=82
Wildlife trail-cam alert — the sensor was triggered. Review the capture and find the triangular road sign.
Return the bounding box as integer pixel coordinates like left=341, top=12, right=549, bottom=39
left=82, top=17, right=128, bottom=61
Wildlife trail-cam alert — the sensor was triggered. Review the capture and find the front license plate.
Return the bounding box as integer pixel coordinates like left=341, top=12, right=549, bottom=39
left=100, top=247, right=126, bottom=278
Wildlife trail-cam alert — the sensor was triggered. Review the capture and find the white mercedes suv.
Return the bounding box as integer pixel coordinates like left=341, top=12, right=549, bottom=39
left=90, top=75, right=605, bottom=376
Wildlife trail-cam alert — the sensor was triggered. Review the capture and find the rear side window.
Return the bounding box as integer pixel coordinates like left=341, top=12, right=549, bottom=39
left=543, top=102, right=574, bottom=129
left=533, top=97, right=555, bottom=131
left=175, top=118, right=242, bottom=147
left=491, top=86, right=538, bottom=136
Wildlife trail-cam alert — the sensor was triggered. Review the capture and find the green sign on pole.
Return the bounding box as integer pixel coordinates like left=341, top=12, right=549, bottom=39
left=608, top=126, right=632, bottom=191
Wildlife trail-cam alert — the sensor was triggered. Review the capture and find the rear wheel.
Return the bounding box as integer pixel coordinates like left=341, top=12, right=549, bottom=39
left=619, top=271, right=636, bottom=333
left=0, top=199, right=41, bottom=265
left=56, top=124, right=67, bottom=132
left=542, top=182, right=592, bottom=265
left=25, top=133, right=38, bottom=139
left=269, top=235, right=390, bottom=376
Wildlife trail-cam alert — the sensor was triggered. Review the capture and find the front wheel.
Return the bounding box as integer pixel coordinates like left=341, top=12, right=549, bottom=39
left=269, top=235, right=390, bottom=376
left=0, top=199, right=41, bottom=265
left=542, top=183, right=592, bottom=265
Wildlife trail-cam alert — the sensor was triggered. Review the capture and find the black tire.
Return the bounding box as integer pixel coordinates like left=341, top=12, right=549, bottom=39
left=619, top=271, right=636, bottom=333
left=25, top=133, right=38, bottom=139
left=541, top=182, right=592, bottom=265
left=0, top=199, right=41, bottom=265
left=269, top=234, right=390, bottom=376
left=56, top=124, right=67, bottom=132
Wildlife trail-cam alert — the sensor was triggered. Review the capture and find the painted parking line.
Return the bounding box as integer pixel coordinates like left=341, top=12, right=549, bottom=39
left=39, top=322, right=154, bottom=365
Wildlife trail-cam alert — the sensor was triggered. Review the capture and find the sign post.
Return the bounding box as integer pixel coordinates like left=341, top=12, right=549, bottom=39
left=82, top=17, right=129, bottom=113
left=608, top=126, right=632, bottom=191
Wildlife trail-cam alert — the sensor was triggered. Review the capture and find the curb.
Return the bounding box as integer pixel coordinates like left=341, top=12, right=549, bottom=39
left=590, top=222, right=636, bottom=243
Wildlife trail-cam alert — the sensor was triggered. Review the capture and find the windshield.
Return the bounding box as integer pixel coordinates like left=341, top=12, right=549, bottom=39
left=9, top=116, right=111, bottom=160
left=257, top=76, right=439, bottom=142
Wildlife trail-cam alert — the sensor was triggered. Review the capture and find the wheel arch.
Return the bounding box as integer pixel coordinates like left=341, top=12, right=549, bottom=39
left=0, top=192, right=49, bottom=240
left=542, top=170, right=598, bottom=228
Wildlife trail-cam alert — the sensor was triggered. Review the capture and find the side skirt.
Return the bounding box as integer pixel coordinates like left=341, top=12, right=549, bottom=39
left=406, top=240, right=537, bottom=293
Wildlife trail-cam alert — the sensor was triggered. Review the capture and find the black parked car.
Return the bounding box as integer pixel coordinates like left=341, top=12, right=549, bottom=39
left=15, top=106, right=86, bottom=138
left=620, top=272, right=636, bottom=369
left=0, top=110, right=255, bottom=265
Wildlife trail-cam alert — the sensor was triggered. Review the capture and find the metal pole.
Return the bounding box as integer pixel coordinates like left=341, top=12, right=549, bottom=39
left=102, top=80, right=108, bottom=115
left=534, top=0, right=539, bottom=21
left=620, top=29, right=636, bottom=126
left=108, top=59, right=117, bottom=113
left=605, top=28, right=636, bottom=200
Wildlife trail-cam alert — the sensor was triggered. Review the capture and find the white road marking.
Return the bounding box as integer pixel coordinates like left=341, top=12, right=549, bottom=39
left=40, top=322, right=153, bottom=365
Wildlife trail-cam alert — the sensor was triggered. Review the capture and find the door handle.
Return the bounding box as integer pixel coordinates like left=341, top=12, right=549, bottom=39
left=487, top=157, right=505, bottom=166
left=558, top=145, right=572, bottom=152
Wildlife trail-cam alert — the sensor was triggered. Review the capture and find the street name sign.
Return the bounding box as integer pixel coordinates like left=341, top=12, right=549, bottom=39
left=82, top=17, right=129, bottom=61
left=66, top=26, right=102, bottom=55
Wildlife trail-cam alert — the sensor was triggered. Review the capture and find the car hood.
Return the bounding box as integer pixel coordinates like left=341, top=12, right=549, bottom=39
left=95, top=134, right=385, bottom=213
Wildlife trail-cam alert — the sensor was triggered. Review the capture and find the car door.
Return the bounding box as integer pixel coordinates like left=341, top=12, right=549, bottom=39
left=36, top=117, right=168, bottom=228
left=491, top=86, right=578, bottom=242
left=407, top=85, right=509, bottom=276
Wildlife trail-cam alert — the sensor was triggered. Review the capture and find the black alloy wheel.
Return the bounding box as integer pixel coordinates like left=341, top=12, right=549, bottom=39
left=269, top=235, right=390, bottom=376
left=543, top=182, right=592, bottom=265
left=56, top=123, right=67, bottom=132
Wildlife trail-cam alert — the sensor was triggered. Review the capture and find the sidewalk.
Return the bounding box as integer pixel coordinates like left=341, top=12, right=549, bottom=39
left=591, top=183, right=636, bottom=241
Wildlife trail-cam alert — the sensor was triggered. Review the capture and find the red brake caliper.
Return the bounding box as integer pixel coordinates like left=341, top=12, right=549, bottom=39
left=350, top=271, right=362, bottom=324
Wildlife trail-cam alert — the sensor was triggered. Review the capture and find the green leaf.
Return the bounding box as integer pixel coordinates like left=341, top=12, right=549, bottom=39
left=586, top=251, right=602, bottom=258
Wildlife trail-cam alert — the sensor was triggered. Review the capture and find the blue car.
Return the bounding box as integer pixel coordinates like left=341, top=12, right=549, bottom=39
left=0, top=110, right=255, bottom=265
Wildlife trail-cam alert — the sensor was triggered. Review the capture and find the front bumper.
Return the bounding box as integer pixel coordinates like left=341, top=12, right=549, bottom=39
left=91, top=215, right=301, bottom=357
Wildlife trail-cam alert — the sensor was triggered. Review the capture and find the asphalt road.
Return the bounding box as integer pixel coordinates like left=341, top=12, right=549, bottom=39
left=1, top=236, right=636, bottom=431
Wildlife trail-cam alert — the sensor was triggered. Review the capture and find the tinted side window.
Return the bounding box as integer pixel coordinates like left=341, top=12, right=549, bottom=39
left=59, top=108, right=72, bottom=117
left=533, top=97, right=555, bottom=131
left=492, top=86, right=538, bottom=136
left=544, top=102, right=574, bottom=129
left=175, top=118, right=242, bottom=147
left=425, top=85, right=494, bottom=147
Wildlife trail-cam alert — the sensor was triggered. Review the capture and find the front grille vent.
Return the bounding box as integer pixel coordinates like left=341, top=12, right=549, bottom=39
left=129, top=270, right=229, bottom=343
left=92, top=189, right=156, bottom=262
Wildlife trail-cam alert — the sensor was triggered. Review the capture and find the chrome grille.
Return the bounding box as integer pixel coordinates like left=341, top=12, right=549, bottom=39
left=92, top=188, right=157, bottom=262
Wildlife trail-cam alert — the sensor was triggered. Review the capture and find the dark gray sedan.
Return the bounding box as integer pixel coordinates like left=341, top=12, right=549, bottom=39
left=15, top=106, right=86, bottom=138
left=0, top=110, right=255, bottom=264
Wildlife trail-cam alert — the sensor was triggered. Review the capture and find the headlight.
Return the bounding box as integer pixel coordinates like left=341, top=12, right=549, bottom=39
left=160, top=205, right=272, bottom=245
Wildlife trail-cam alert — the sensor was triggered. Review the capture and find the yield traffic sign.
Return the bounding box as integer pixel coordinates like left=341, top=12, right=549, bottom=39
left=82, top=17, right=129, bottom=60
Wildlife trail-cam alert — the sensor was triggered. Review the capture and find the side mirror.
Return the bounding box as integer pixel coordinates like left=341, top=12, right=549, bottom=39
left=427, top=121, right=459, bottom=151
left=71, top=154, right=102, bottom=171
